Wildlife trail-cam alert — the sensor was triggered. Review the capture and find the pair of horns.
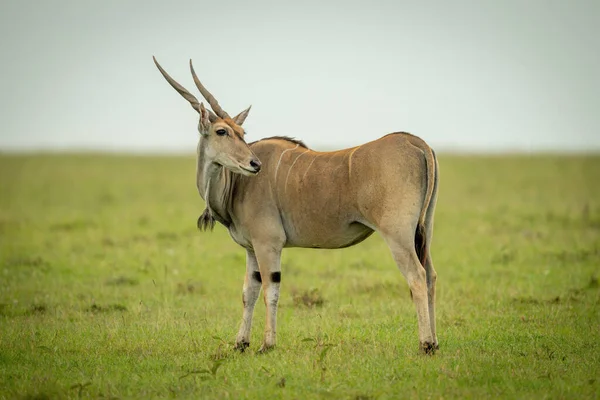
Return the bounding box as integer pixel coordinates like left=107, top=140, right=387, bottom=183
left=153, top=56, right=230, bottom=120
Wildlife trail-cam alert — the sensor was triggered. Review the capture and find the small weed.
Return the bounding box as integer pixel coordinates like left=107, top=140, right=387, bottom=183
left=4, top=256, right=50, bottom=270
left=515, top=274, right=600, bottom=305
left=512, top=275, right=598, bottom=306
left=491, top=248, right=516, bottom=265
left=156, top=231, right=179, bottom=241
left=446, top=316, right=466, bottom=327
left=349, top=260, right=375, bottom=270
left=101, top=237, right=116, bottom=247
left=534, top=344, right=559, bottom=361
left=302, top=332, right=334, bottom=348
left=260, top=366, right=274, bottom=377
left=302, top=333, right=337, bottom=383
left=131, top=234, right=151, bottom=243
left=262, top=366, right=286, bottom=388
left=180, top=359, right=224, bottom=380
left=176, top=281, right=205, bottom=295
left=315, top=345, right=335, bottom=382
left=546, top=248, right=600, bottom=264
left=354, top=395, right=375, bottom=400
left=22, top=393, right=53, bottom=400
left=105, top=276, right=138, bottom=286
left=70, top=382, right=91, bottom=399
left=353, top=281, right=402, bottom=297
left=209, top=336, right=232, bottom=361
left=27, top=304, right=48, bottom=315
left=293, top=288, right=325, bottom=308
left=86, top=304, right=127, bottom=313
left=513, top=296, right=564, bottom=305
left=50, top=220, right=96, bottom=231
left=338, top=305, right=360, bottom=319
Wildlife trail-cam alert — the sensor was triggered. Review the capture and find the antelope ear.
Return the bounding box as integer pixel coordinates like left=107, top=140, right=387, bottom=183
left=199, top=103, right=212, bottom=133
left=233, top=105, right=252, bottom=126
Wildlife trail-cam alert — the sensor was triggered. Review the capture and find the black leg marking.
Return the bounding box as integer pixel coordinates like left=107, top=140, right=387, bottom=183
left=252, top=271, right=262, bottom=283
left=271, top=271, right=281, bottom=283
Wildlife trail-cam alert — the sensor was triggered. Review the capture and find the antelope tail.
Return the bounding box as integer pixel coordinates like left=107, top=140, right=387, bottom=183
left=402, top=133, right=437, bottom=267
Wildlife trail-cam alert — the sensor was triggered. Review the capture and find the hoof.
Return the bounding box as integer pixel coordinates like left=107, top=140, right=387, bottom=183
left=258, top=343, right=275, bottom=354
left=234, top=341, right=250, bottom=352
left=421, top=341, right=437, bottom=355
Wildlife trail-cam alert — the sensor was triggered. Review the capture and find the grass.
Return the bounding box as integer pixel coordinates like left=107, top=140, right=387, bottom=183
left=0, top=152, right=599, bottom=399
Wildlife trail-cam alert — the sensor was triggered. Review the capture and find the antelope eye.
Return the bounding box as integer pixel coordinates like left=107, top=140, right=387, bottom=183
left=216, top=128, right=228, bottom=136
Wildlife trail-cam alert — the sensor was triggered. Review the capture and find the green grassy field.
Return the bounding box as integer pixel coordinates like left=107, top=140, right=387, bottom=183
left=0, top=153, right=599, bottom=399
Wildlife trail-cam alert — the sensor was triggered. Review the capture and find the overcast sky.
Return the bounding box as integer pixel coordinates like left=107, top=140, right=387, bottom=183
left=0, top=0, right=598, bottom=153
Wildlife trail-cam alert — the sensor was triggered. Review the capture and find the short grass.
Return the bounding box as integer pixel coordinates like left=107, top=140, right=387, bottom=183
left=0, top=153, right=599, bottom=399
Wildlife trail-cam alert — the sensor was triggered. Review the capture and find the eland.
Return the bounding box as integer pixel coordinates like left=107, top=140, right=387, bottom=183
left=153, top=57, right=440, bottom=354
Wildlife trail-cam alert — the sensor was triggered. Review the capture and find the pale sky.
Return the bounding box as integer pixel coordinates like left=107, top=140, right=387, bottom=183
left=0, top=0, right=598, bottom=153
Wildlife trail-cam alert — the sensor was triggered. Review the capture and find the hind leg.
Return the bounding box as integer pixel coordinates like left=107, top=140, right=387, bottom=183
left=424, top=151, right=439, bottom=349
left=424, top=255, right=438, bottom=349
left=382, top=233, right=435, bottom=353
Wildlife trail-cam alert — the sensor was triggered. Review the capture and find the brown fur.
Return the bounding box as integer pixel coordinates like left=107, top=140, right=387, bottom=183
left=223, top=118, right=246, bottom=140
left=249, top=136, right=308, bottom=149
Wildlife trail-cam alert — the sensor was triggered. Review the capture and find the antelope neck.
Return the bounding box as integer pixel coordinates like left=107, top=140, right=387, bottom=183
left=196, top=138, right=234, bottom=227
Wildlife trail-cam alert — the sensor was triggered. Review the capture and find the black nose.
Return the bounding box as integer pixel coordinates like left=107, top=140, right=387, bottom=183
left=250, top=159, right=261, bottom=172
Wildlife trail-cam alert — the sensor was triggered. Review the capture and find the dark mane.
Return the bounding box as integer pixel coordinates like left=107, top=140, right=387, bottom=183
left=249, top=136, right=308, bottom=149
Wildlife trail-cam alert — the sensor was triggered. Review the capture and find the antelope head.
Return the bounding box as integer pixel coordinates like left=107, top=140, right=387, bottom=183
left=153, top=56, right=261, bottom=176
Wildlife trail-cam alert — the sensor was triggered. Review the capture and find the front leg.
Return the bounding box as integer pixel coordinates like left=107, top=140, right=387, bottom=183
left=235, top=249, right=261, bottom=351
left=253, top=243, right=283, bottom=352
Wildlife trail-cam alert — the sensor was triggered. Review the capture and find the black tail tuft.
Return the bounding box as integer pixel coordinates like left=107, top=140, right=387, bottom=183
left=197, top=209, right=216, bottom=231
left=415, top=223, right=427, bottom=267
